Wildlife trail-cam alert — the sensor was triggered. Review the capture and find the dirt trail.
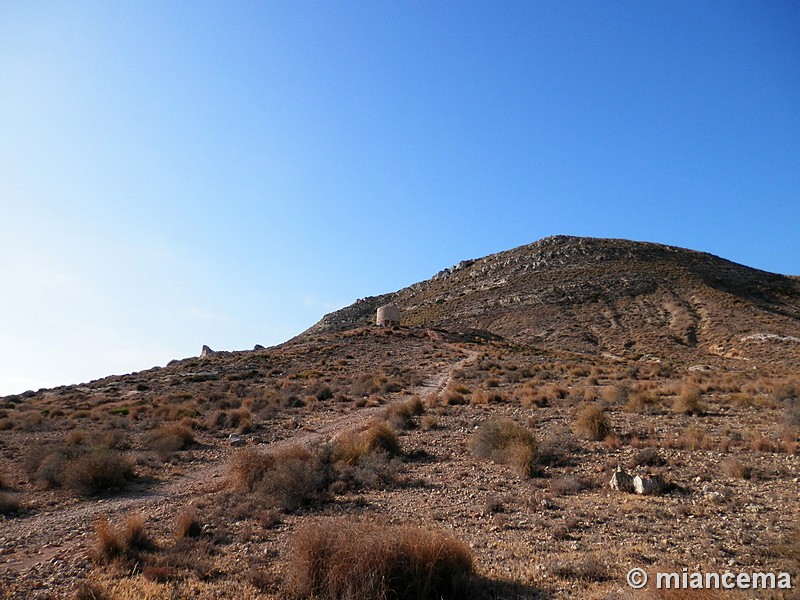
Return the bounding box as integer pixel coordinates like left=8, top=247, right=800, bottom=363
left=0, top=345, right=479, bottom=585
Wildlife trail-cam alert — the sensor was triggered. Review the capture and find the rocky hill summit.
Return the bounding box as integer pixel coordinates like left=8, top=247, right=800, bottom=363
left=302, top=235, right=800, bottom=367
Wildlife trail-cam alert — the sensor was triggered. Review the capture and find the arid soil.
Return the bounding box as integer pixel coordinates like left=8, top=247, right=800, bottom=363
left=1, top=325, right=798, bottom=599
left=1, top=237, right=799, bottom=599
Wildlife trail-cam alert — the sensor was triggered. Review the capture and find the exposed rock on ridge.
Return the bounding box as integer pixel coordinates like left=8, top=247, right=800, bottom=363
left=301, top=235, right=800, bottom=365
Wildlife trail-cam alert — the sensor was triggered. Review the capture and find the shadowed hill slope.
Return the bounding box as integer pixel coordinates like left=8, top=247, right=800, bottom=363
left=301, top=236, right=800, bottom=367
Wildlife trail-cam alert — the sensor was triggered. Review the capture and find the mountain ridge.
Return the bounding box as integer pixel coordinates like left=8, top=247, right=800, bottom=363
left=300, top=235, right=800, bottom=367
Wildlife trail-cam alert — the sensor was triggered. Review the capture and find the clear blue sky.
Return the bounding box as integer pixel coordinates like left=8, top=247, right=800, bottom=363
left=1, top=1, right=798, bottom=394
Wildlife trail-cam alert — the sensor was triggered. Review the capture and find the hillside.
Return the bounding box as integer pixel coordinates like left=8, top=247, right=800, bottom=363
left=303, top=235, right=800, bottom=368
left=1, top=236, right=798, bottom=599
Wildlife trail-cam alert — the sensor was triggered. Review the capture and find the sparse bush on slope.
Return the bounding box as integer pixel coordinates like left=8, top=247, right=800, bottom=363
left=229, top=445, right=332, bottom=512
left=285, top=519, right=474, bottom=600
left=471, top=420, right=538, bottom=477
left=24, top=442, right=134, bottom=496
left=572, top=404, right=613, bottom=441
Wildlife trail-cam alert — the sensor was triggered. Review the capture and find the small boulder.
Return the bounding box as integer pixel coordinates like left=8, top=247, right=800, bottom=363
left=228, top=433, right=246, bottom=447
left=633, top=474, right=665, bottom=495
left=253, top=344, right=266, bottom=351
left=609, top=469, right=635, bottom=493
left=200, top=345, right=216, bottom=358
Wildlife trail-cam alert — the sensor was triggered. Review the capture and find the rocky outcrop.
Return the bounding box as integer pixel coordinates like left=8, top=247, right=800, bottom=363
left=295, top=235, right=800, bottom=367
left=610, top=469, right=666, bottom=496
left=609, top=469, right=635, bottom=493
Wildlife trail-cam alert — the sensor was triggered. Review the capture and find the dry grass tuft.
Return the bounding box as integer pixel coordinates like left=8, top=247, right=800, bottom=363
left=572, top=404, right=612, bottom=441
left=24, top=443, right=134, bottom=497
left=94, top=513, right=153, bottom=564
left=175, top=509, right=203, bottom=539
left=383, top=397, right=424, bottom=429
left=74, top=581, right=108, bottom=600
left=548, top=553, right=610, bottom=582
left=229, top=445, right=332, bottom=512
left=672, top=385, right=705, bottom=415
left=63, top=449, right=135, bottom=496
left=720, top=458, right=752, bottom=479
left=333, top=422, right=401, bottom=465
left=284, top=519, right=474, bottom=600
left=471, top=420, right=538, bottom=477
left=442, top=389, right=467, bottom=405
left=0, top=492, right=21, bottom=515
left=146, top=423, right=195, bottom=453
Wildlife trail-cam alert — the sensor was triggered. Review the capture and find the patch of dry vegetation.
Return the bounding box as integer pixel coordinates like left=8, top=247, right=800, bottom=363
left=284, top=519, right=474, bottom=600
left=470, top=419, right=538, bottom=477
left=229, top=445, right=332, bottom=512
left=572, top=404, right=613, bottom=441
left=23, top=442, right=135, bottom=496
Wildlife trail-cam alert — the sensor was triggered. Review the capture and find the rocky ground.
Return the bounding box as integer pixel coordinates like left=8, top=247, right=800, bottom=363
left=0, top=327, right=798, bottom=599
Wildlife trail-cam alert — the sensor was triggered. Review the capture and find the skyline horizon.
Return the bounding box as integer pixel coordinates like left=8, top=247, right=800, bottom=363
left=2, top=2, right=798, bottom=396
left=2, top=231, right=798, bottom=396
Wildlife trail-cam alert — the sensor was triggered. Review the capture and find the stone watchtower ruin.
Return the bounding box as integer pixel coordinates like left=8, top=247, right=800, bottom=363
left=376, top=305, right=401, bottom=327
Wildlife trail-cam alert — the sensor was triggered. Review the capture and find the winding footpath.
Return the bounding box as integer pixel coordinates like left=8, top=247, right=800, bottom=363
left=0, top=345, right=480, bottom=594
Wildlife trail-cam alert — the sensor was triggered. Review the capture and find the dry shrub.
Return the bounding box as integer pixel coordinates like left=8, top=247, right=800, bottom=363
left=636, top=583, right=738, bottom=599
left=549, top=554, right=610, bottom=582
left=146, top=423, right=195, bottom=453
left=470, top=390, right=504, bottom=405
left=520, top=383, right=567, bottom=408
left=94, top=513, right=153, bottom=563
left=774, top=520, right=800, bottom=570
left=24, top=440, right=134, bottom=496
left=63, top=449, right=135, bottom=496
left=443, top=389, right=467, bottom=405
left=335, top=450, right=403, bottom=491
left=229, top=446, right=273, bottom=491
left=630, top=448, right=665, bottom=468
left=537, top=432, right=581, bottom=467
left=204, top=410, right=227, bottom=431
left=625, top=390, right=661, bottom=413
left=175, top=510, right=203, bottom=539
left=229, top=445, right=331, bottom=512
left=720, top=458, right=752, bottom=479
left=572, top=405, right=612, bottom=441
left=421, top=415, right=438, bottom=430
left=333, top=422, right=401, bottom=466
left=772, top=381, right=799, bottom=404
left=730, top=392, right=756, bottom=408
left=602, top=384, right=630, bottom=405
left=672, top=425, right=711, bottom=451
left=784, top=398, right=800, bottom=429
left=226, top=407, right=252, bottom=430
left=285, top=519, right=474, bottom=600
left=74, top=581, right=108, bottom=600
left=749, top=432, right=776, bottom=453
left=0, top=492, right=21, bottom=515
left=672, top=385, right=705, bottom=415
left=471, top=420, right=538, bottom=477
left=383, top=397, right=424, bottom=429
left=548, top=475, right=594, bottom=496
